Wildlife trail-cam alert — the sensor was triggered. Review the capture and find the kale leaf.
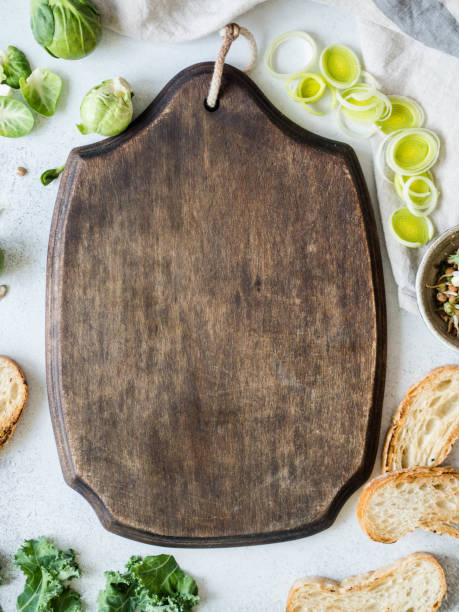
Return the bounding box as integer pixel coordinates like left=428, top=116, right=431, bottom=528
left=98, top=555, right=199, bottom=612
left=14, top=537, right=82, bottom=612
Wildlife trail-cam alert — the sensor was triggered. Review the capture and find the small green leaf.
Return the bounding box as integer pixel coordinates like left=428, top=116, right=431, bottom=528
left=0, top=96, right=34, bottom=138
left=0, top=46, right=32, bottom=89
left=129, top=555, right=198, bottom=600
left=41, top=164, right=65, bottom=185
left=20, top=68, right=62, bottom=117
left=448, top=252, right=459, bottom=266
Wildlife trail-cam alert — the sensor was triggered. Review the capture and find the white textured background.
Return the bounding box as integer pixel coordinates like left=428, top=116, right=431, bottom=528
left=0, top=0, right=458, bottom=610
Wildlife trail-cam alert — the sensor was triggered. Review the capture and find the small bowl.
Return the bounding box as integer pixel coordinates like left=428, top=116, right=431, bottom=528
left=416, top=225, right=459, bottom=352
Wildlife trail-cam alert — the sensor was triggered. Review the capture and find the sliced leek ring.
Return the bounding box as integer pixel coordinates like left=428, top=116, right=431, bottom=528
left=376, top=96, right=425, bottom=134
left=286, top=72, right=335, bottom=115
left=402, top=175, right=438, bottom=217
left=394, top=171, right=433, bottom=203
left=319, top=44, right=361, bottom=89
left=286, top=72, right=326, bottom=103
left=265, top=31, right=317, bottom=79
left=336, top=104, right=378, bottom=138
left=385, top=128, right=440, bottom=176
left=340, top=89, right=391, bottom=124
left=360, top=70, right=379, bottom=88
left=390, top=207, right=434, bottom=247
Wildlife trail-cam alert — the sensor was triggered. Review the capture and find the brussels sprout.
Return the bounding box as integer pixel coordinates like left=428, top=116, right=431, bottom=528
left=30, top=0, right=102, bottom=60
left=0, top=46, right=32, bottom=89
left=0, top=96, right=34, bottom=138
left=77, top=77, right=133, bottom=137
left=20, top=68, right=62, bottom=116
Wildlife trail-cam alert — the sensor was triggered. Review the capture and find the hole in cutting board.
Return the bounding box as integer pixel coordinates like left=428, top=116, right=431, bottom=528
left=203, top=98, right=220, bottom=112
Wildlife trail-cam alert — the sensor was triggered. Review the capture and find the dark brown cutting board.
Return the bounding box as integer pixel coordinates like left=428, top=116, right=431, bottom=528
left=46, top=62, right=386, bottom=547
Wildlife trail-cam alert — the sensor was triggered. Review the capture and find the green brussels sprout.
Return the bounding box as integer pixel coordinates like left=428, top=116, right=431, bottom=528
left=77, top=77, right=133, bottom=137
left=20, top=68, right=62, bottom=116
left=0, top=46, right=32, bottom=89
left=30, top=0, right=102, bottom=60
left=0, top=96, right=34, bottom=138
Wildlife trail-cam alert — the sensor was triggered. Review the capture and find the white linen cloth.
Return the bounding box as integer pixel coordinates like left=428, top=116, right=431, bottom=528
left=360, top=20, right=459, bottom=312
left=96, top=0, right=459, bottom=312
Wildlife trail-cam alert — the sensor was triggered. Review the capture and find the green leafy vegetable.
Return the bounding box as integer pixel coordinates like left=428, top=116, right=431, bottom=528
left=98, top=554, right=199, bottom=612
left=14, top=536, right=82, bottom=612
left=449, top=251, right=459, bottom=266
left=0, top=46, right=32, bottom=89
left=30, top=0, right=102, bottom=60
left=0, top=248, right=4, bottom=274
left=77, top=77, right=133, bottom=137
left=0, top=96, right=34, bottom=138
left=20, top=68, right=62, bottom=117
left=41, top=164, right=65, bottom=185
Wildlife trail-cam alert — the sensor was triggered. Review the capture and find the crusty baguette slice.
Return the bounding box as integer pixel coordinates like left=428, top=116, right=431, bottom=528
left=286, top=552, right=446, bottom=612
left=0, top=355, right=28, bottom=449
left=357, top=466, right=459, bottom=543
left=382, top=365, right=459, bottom=473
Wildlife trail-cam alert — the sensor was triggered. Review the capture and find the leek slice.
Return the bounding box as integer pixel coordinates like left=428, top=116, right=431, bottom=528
left=319, top=44, right=360, bottom=89
left=394, top=171, right=433, bottom=202
left=376, top=96, right=425, bottom=134
left=286, top=72, right=326, bottom=103
left=360, top=70, right=379, bottom=88
left=338, top=84, right=391, bottom=124
left=390, top=208, right=434, bottom=247
left=336, top=104, right=378, bottom=138
left=385, top=128, right=440, bottom=175
left=265, top=31, right=317, bottom=79
left=286, top=72, right=335, bottom=115
left=402, top=175, right=438, bottom=217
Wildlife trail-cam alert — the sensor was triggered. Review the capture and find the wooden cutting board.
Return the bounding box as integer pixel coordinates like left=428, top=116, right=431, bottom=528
left=46, top=62, right=386, bottom=547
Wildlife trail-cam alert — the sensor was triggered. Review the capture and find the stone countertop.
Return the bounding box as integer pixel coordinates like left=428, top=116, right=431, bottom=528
left=0, top=0, right=458, bottom=610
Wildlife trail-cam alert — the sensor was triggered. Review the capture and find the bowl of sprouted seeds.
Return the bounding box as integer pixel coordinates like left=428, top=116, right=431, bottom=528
left=417, top=225, right=459, bottom=351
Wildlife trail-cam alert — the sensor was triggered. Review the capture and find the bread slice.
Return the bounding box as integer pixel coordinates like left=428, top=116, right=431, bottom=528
left=382, top=365, right=459, bottom=473
left=286, top=552, right=446, bottom=612
left=357, top=466, right=459, bottom=543
left=0, top=356, right=28, bottom=449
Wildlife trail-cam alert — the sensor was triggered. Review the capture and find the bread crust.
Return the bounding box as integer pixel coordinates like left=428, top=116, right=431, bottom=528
left=382, top=365, right=459, bottom=473
left=357, top=466, right=459, bottom=543
left=286, top=552, right=446, bottom=612
left=0, top=355, right=28, bottom=449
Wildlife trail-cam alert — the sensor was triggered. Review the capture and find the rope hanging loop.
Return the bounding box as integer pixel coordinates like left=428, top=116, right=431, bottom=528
left=206, top=23, right=257, bottom=109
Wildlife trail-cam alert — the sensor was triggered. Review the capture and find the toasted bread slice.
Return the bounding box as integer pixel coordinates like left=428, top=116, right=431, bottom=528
left=357, top=466, right=459, bottom=543
left=286, top=552, right=446, bottom=612
left=382, top=365, right=459, bottom=473
left=0, top=356, right=28, bottom=449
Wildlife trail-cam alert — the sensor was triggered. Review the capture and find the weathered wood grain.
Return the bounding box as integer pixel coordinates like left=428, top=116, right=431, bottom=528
left=46, top=62, right=386, bottom=547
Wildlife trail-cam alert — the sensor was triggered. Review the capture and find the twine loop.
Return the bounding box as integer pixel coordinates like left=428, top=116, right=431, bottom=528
left=206, top=23, right=257, bottom=109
